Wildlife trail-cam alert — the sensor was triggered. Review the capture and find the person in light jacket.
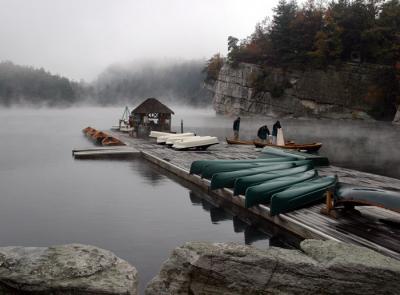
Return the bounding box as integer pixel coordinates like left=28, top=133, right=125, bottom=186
left=272, top=120, right=281, bottom=144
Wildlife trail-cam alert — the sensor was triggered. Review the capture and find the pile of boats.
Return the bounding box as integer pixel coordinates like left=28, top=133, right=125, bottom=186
left=82, top=127, right=125, bottom=146
left=190, top=149, right=400, bottom=215
left=150, top=131, right=219, bottom=150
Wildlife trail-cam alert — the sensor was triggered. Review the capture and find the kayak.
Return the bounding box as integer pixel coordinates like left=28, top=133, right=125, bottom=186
left=210, top=160, right=312, bottom=190
left=254, top=141, right=322, bottom=152
left=270, top=175, right=337, bottom=215
left=233, top=164, right=313, bottom=196
left=190, top=157, right=297, bottom=175
left=334, top=183, right=400, bottom=213
left=245, top=170, right=318, bottom=208
left=201, top=160, right=298, bottom=179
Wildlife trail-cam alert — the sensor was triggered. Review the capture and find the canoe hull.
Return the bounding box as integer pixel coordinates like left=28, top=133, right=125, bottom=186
left=254, top=141, right=322, bottom=152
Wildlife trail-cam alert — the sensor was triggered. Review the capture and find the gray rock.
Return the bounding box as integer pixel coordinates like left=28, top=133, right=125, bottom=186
left=145, top=240, right=400, bottom=295
left=0, top=244, right=138, bottom=294
left=211, top=62, right=394, bottom=121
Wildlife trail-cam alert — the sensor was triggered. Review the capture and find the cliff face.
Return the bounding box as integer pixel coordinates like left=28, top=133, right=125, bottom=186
left=209, top=62, right=398, bottom=121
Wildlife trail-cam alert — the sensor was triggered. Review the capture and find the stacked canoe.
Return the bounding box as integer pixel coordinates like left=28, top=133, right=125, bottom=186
left=150, top=131, right=219, bottom=150
left=82, top=127, right=125, bottom=146
left=190, top=152, right=337, bottom=215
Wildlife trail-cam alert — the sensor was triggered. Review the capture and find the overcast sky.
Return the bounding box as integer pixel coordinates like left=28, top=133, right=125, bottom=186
left=0, top=0, right=280, bottom=81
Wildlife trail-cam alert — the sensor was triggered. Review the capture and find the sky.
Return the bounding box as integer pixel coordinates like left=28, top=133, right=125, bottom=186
left=0, top=0, right=280, bottom=81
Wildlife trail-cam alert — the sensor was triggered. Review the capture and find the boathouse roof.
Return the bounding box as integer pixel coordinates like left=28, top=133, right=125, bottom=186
left=131, top=98, right=174, bottom=115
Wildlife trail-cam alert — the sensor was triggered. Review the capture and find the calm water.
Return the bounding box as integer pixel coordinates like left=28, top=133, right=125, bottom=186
left=0, top=107, right=399, bottom=292
left=0, top=107, right=298, bottom=293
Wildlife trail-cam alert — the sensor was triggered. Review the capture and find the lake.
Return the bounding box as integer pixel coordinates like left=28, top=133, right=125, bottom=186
left=0, top=107, right=298, bottom=293
left=0, top=106, right=398, bottom=293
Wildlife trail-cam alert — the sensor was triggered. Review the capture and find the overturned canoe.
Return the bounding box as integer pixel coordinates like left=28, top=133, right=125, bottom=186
left=334, top=183, right=400, bottom=213
left=254, top=141, right=322, bottom=152
left=245, top=170, right=318, bottom=208
left=270, top=175, right=337, bottom=216
left=201, top=160, right=298, bottom=179
left=190, top=157, right=297, bottom=175
left=210, top=160, right=311, bottom=190
left=157, top=133, right=195, bottom=144
left=233, top=164, right=314, bottom=196
left=149, top=131, right=173, bottom=138
left=173, top=137, right=219, bottom=151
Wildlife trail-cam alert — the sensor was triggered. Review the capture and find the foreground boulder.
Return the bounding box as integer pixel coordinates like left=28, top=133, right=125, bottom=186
left=146, top=239, right=400, bottom=295
left=0, top=244, right=138, bottom=294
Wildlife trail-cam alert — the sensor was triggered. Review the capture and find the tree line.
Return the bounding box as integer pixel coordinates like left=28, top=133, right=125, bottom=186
left=0, top=60, right=212, bottom=107
left=225, top=0, right=399, bottom=68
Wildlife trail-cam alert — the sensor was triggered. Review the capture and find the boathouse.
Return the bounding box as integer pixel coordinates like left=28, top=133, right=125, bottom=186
left=130, top=98, right=174, bottom=137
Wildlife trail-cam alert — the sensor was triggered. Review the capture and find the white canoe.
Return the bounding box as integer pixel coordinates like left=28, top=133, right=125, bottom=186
left=166, top=135, right=203, bottom=145
left=149, top=131, right=173, bottom=138
left=157, top=133, right=195, bottom=144
left=172, top=136, right=219, bottom=150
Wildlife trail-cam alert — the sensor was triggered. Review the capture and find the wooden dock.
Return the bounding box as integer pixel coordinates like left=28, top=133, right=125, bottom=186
left=72, top=146, right=140, bottom=159
left=78, top=130, right=400, bottom=260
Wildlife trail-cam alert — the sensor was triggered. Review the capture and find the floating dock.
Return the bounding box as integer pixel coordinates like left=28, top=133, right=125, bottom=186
left=76, top=130, right=400, bottom=260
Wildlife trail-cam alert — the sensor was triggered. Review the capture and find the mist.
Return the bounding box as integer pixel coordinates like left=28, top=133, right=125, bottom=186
left=0, top=0, right=280, bottom=81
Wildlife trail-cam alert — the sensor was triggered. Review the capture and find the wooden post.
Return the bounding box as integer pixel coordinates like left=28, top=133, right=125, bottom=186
left=181, top=119, right=184, bottom=133
left=320, top=190, right=337, bottom=218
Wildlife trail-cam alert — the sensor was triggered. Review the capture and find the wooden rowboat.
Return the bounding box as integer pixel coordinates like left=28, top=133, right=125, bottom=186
left=102, top=136, right=125, bottom=146
left=225, top=137, right=254, bottom=145
left=254, top=141, right=322, bottom=152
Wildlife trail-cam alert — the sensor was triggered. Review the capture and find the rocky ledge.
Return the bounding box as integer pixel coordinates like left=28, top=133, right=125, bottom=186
left=146, top=239, right=400, bottom=295
left=0, top=244, right=138, bottom=295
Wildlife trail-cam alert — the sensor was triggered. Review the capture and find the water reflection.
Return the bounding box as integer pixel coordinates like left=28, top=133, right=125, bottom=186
left=189, top=191, right=300, bottom=249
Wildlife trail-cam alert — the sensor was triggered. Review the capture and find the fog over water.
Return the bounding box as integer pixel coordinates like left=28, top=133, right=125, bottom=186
left=0, top=107, right=300, bottom=293
left=0, top=0, right=280, bottom=81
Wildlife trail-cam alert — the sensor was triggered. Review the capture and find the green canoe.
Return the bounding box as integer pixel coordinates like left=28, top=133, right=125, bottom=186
left=270, top=175, right=337, bottom=216
left=210, top=160, right=312, bottom=190
left=233, top=164, right=313, bottom=196
left=334, top=183, right=400, bottom=213
left=201, top=160, right=298, bottom=179
left=189, top=157, right=297, bottom=175
left=245, top=170, right=317, bottom=208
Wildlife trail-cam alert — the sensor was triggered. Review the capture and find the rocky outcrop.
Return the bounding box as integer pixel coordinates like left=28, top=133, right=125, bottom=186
left=146, top=240, right=400, bottom=295
left=210, top=62, right=398, bottom=120
left=0, top=244, right=138, bottom=294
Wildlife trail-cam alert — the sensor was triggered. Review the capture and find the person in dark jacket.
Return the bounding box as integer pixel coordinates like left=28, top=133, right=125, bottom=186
left=233, top=117, right=241, bottom=140
left=257, top=125, right=270, bottom=142
left=272, top=120, right=282, bottom=144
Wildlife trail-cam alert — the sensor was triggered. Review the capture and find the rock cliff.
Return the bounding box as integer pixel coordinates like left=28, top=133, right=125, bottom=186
left=209, top=62, right=398, bottom=121
left=0, top=244, right=138, bottom=294
left=145, top=239, right=400, bottom=295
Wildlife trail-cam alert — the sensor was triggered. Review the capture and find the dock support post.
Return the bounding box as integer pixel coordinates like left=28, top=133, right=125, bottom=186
left=320, top=190, right=337, bottom=218
left=181, top=119, right=184, bottom=133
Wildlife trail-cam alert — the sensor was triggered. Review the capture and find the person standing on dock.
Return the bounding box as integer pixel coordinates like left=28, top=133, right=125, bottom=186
left=233, top=117, right=241, bottom=140
left=272, top=120, right=281, bottom=144
left=257, top=125, right=270, bottom=143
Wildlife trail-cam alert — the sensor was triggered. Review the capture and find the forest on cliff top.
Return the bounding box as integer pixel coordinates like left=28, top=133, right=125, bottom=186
left=205, top=0, right=400, bottom=81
